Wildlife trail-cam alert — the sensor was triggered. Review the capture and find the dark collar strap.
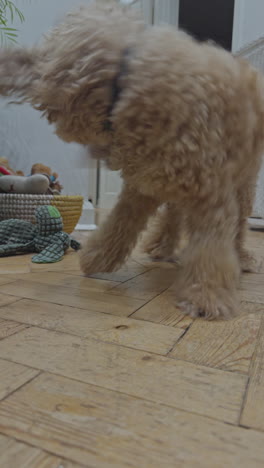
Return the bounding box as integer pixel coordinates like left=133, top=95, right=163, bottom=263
left=103, top=47, right=132, bottom=131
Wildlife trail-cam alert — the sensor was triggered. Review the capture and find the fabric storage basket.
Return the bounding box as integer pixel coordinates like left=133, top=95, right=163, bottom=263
left=235, top=38, right=264, bottom=219
left=0, top=194, right=83, bottom=234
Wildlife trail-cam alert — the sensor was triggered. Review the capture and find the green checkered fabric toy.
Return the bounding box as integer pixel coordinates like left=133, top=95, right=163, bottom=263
left=0, top=205, right=81, bottom=263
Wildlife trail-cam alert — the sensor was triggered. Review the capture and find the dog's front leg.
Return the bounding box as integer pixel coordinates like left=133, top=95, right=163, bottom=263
left=80, top=185, right=158, bottom=275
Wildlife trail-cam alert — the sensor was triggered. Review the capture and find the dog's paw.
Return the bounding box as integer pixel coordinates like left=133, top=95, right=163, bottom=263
left=150, top=251, right=180, bottom=264
left=79, top=240, right=119, bottom=275
left=143, top=239, right=178, bottom=263
left=176, top=284, right=238, bottom=320
left=239, top=249, right=262, bottom=273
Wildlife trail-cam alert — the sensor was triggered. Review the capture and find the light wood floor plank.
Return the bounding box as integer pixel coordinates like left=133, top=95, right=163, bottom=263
left=241, top=319, right=264, bottom=430
left=89, top=260, right=150, bottom=282
left=131, top=288, right=193, bottom=329
left=0, top=373, right=263, bottom=468
left=0, top=280, right=145, bottom=317
left=0, top=358, right=39, bottom=400
left=0, top=293, right=20, bottom=307
left=10, top=272, right=119, bottom=293
left=0, top=327, right=247, bottom=423
left=60, top=462, right=84, bottom=468
left=240, top=273, right=264, bottom=304
left=0, top=277, right=16, bottom=286
left=0, top=434, right=61, bottom=468
left=29, top=248, right=149, bottom=282
left=170, top=305, right=262, bottom=373
left=0, top=228, right=262, bottom=466
left=0, top=299, right=184, bottom=355
left=0, top=319, right=29, bottom=340
left=108, top=267, right=177, bottom=300
left=0, top=256, right=31, bottom=274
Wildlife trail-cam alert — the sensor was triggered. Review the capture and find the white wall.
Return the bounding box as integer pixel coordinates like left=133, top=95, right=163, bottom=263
left=153, top=0, right=179, bottom=26
left=232, top=0, right=264, bottom=52
left=232, top=0, right=264, bottom=219
left=0, top=0, right=93, bottom=197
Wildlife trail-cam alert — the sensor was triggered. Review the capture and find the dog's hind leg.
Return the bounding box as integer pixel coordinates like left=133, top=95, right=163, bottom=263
left=143, top=202, right=183, bottom=262
left=80, top=185, right=158, bottom=275
left=175, top=191, right=240, bottom=320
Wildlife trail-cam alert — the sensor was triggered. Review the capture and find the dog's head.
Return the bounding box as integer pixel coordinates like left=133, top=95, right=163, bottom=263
left=0, top=1, right=144, bottom=146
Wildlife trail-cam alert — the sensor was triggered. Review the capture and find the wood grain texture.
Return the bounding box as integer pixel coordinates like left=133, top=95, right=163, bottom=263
left=0, top=373, right=263, bottom=468
left=109, top=267, right=177, bottom=300
left=0, top=327, right=246, bottom=423
left=0, top=280, right=145, bottom=317
left=240, top=273, right=264, bottom=303
left=132, top=288, right=193, bottom=329
left=89, top=260, right=150, bottom=282
left=0, top=277, right=16, bottom=286
left=0, top=299, right=184, bottom=355
left=170, top=305, right=262, bottom=373
left=0, top=358, right=39, bottom=400
left=241, top=319, right=264, bottom=430
left=61, top=463, right=84, bottom=468
left=0, top=294, right=20, bottom=307
left=0, top=319, right=29, bottom=340
left=10, top=272, right=119, bottom=293
left=0, top=256, right=31, bottom=274
left=0, top=228, right=263, bottom=466
left=0, top=434, right=61, bottom=468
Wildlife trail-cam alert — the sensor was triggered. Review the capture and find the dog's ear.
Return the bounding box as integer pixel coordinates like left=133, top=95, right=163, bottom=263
left=0, top=48, right=40, bottom=101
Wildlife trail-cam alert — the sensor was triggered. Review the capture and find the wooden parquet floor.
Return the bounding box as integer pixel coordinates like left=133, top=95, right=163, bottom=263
left=0, top=229, right=264, bottom=467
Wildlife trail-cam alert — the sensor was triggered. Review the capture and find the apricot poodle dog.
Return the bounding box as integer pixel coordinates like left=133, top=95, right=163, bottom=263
left=0, top=1, right=263, bottom=319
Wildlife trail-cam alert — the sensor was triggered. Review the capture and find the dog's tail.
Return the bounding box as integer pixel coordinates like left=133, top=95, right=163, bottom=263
left=0, top=47, right=40, bottom=101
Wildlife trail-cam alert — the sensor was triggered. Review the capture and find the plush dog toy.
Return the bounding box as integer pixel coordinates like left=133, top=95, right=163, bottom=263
left=0, top=160, right=63, bottom=194
left=0, top=174, right=49, bottom=194
left=0, top=205, right=80, bottom=263
left=0, top=157, right=49, bottom=194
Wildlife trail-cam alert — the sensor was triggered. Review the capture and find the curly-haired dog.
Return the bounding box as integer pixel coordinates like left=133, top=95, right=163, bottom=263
left=0, top=1, right=263, bottom=319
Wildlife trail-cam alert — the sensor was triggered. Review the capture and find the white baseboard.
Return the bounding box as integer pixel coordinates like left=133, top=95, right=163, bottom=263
left=249, top=217, right=264, bottom=228
left=76, top=200, right=97, bottom=231
left=75, top=223, right=97, bottom=231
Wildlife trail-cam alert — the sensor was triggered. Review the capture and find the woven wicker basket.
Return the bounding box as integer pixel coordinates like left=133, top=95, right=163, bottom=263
left=0, top=194, right=83, bottom=234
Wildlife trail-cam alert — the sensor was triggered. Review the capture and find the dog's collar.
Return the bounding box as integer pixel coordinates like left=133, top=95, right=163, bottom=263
left=103, top=47, right=132, bottom=131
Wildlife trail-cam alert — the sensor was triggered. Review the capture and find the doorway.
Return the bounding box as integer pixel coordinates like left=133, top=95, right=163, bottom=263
left=178, top=0, right=235, bottom=51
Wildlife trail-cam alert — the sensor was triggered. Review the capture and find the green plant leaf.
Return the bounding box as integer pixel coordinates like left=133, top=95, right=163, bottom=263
left=0, top=0, right=24, bottom=45
left=5, top=32, right=17, bottom=38
left=2, top=26, right=17, bottom=31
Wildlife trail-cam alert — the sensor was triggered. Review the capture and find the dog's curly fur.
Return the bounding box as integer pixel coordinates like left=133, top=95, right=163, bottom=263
left=1, top=0, right=264, bottom=319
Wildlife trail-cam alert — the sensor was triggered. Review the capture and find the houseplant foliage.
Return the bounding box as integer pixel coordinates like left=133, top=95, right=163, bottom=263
left=0, top=0, right=24, bottom=45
